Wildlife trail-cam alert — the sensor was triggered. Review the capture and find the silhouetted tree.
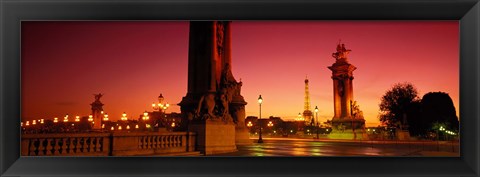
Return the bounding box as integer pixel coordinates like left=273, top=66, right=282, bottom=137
left=379, top=82, right=420, bottom=128
left=404, top=100, right=422, bottom=136
left=421, top=92, right=459, bottom=133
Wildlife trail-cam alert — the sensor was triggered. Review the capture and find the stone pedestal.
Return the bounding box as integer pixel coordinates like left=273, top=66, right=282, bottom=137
left=231, top=97, right=252, bottom=145
left=189, top=119, right=237, bottom=155
left=328, top=118, right=368, bottom=140
left=396, top=130, right=411, bottom=140
left=235, top=126, right=252, bottom=145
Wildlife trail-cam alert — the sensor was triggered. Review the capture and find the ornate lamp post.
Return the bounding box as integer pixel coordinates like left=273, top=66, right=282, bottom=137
left=152, top=93, right=170, bottom=128
left=257, top=95, right=263, bottom=143
left=315, top=106, right=319, bottom=139
left=152, top=94, right=170, bottom=112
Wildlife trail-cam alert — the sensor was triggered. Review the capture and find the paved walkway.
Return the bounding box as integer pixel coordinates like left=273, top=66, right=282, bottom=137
left=212, top=138, right=459, bottom=156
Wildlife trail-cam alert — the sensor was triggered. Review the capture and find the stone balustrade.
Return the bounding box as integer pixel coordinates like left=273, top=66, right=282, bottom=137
left=21, top=131, right=197, bottom=156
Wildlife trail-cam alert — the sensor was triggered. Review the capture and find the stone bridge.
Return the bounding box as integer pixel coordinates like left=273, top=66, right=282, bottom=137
left=21, top=131, right=199, bottom=156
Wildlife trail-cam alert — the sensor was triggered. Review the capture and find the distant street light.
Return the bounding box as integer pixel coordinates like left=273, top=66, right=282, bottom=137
left=64, top=114, right=69, bottom=122
left=32, top=120, right=36, bottom=125
left=75, top=116, right=80, bottom=122
left=53, top=117, right=58, bottom=123
left=257, top=95, right=263, bottom=143
left=121, top=112, right=128, bottom=121
left=267, top=121, right=273, bottom=127
left=88, top=115, right=93, bottom=122
left=142, top=111, right=150, bottom=121
left=315, top=106, right=319, bottom=139
left=103, top=113, right=109, bottom=121
left=247, top=121, right=253, bottom=127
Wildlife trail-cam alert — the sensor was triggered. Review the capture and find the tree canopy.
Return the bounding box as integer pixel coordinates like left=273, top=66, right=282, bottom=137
left=379, top=82, right=420, bottom=128
left=421, top=92, right=459, bottom=132
left=379, top=83, right=459, bottom=137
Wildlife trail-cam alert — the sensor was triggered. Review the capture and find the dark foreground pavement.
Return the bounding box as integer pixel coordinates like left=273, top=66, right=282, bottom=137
left=211, top=138, right=459, bottom=156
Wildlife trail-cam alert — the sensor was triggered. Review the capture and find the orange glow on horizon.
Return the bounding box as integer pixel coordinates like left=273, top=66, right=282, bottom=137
left=21, top=21, right=459, bottom=126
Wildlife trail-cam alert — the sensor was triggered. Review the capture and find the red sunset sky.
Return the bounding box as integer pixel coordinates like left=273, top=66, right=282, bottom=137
left=21, top=21, right=459, bottom=126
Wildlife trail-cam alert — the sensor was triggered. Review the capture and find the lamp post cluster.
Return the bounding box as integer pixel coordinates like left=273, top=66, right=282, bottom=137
left=22, top=110, right=151, bottom=134
left=22, top=94, right=175, bottom=134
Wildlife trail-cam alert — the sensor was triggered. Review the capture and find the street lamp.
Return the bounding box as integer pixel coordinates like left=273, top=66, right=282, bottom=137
left=63, top=114, right=69, bottom=122
left=267, top=121, right=273, bottom=127
left=88, top=115, right=93, bottom=122
left=121, top=112, right=128, bottom=121
left=75, top=116, right=80, bottom=122
left=103, top=113, right=109, bottom=121
left=296, top=113, right=303, bottom=133
left=152, top=94, right=170, bottom=112
left=152, top=94, right=170, bottom=128
left=315, top=106, right=319, bottom=139
left=142, top=111, right=150, bottom=121
left=53, top=117, right=58, bottom=123
left=257, top=95, right=263, bottom=143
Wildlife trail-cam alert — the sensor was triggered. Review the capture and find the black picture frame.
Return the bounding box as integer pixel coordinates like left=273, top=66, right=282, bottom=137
left=1, top=0, right=479, bottom=176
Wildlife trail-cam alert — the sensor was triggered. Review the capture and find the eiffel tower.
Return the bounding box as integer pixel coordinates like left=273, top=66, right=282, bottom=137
left=303, top=76, right=314, bottom=126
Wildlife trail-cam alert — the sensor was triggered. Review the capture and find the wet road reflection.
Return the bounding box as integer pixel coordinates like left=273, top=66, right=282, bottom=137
left=213, top=138, right=459, bottom=157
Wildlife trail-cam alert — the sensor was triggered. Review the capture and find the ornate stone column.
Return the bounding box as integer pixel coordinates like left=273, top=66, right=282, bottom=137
left=327, top=43, right=367, bottom=140
left=91, top=93, right=104, bottom=130
left=179, top=21, right=251, bottom=154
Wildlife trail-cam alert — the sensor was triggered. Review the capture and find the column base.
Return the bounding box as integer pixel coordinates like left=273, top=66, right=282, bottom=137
left=189, top=119, right=237, bottom=155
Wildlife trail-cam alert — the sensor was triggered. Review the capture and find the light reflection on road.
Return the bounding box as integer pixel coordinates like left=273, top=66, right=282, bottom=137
left=213, top=138, right=459, bottom=157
